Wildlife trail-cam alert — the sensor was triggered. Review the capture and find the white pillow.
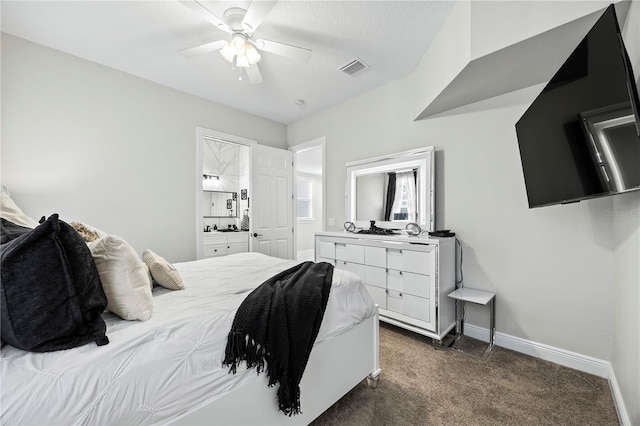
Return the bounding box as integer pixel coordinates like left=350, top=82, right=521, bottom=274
left=142, top=249, right=185, bottom=290
left=0, top=192, right=40, bottom=228
left=88, top=235, right=153, bottom=321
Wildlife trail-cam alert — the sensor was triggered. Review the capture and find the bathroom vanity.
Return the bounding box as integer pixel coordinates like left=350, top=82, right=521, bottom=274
left=202, top=231, right=249, bottom=258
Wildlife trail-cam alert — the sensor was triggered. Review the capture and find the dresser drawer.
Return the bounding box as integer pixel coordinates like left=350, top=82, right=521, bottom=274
left=364, top=284, right=387, bottom=309
left=335, top=243, right=364, bottom=264
left=203, top=235, right=226, bottom=246
left=318, top=241, right=335, bottom=259
left=386, top=290, right=430, bottom=323
left=364, top=265, right=386, bottom=289
left=364, top=246, right=386, bottom=266
left=316, top=256, right=335, bottom=266
left=387, top=270, right=431, bottom=299
left=226, top=243, right=248, bottom=255
left=387, top=247, right=436, bottom=276
left=203, top=245, right=227, bottom=257
left=335, top=260, right=364, bottom=280
left=227, top=233, right=248, bottom=244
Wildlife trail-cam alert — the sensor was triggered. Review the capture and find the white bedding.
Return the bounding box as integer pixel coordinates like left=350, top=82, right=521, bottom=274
left=1, top=253, right=376, bottom=425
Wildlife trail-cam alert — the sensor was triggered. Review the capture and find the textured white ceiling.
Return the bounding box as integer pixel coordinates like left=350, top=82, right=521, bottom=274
left=1, top=1, right=455, bottom=124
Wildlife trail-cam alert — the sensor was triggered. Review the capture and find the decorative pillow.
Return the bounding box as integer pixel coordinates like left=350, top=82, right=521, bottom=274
left=0, top=214, right=109, bottom=352
left=0, top=192, right=39, bottom=228
left=88, top=235, right=153, bottom=321
left=70, top=221, right=104, bottom=242
left=0, top=218, right=32, bottom=244
left=142, top=249, right=185, bottom=290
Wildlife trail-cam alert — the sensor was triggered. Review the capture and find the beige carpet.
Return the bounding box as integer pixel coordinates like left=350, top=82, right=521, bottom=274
left=311, top=323, right=618, bottom=426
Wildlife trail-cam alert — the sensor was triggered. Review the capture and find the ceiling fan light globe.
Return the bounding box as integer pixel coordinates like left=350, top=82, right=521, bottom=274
left=235, top=55, right=250, bottom=68
left=220, top=43, right=235, bottom=63
left=231, top=34, right=246, bottom=54
left=245, top=44, right=261, bottom=65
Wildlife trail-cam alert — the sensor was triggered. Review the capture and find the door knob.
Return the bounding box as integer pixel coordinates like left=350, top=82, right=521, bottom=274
left=252, top=233, right=263, bottom=238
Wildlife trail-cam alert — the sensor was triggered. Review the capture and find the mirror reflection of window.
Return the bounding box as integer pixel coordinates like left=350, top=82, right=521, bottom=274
left=385, top=170, right=417, bottom=222
left=296, top=177, right=313, bottom=220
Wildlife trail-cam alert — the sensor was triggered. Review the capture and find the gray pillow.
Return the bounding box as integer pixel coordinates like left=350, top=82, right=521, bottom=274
left=0, top=214, right=109, bottom=352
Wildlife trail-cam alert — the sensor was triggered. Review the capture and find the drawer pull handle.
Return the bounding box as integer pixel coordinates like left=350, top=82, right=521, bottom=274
left=399, top=271, right=403, bottom=276
left=399, top=292, right=403, bottom=297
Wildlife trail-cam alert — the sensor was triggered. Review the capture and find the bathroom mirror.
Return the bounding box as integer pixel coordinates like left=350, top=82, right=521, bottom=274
left=203, top=191, right=237, bottom=218
left=345, top=147, right=434, bottom=231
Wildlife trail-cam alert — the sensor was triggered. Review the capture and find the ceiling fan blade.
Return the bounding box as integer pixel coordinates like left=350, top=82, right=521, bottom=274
left=246, top=63, right=263, bottom=85
left=241, top=1, right=277, bottom=33
left=179, top=40, right=227, bottom=58
left=254, top=39, right=312, bottom=63
left=180, top=0, right=230, bottom=33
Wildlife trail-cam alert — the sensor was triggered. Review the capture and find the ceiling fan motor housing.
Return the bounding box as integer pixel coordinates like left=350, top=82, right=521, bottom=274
left=224, top=8, right=249, bottom=33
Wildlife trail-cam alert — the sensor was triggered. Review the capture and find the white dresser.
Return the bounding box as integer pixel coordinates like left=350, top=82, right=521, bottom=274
left=315, top=231, right=456, bottom=341
left=203, top=232, right=249, bottom=258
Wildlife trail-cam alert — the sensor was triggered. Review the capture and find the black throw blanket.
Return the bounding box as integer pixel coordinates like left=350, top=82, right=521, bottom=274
left=223, top=261, right=333, bottom=416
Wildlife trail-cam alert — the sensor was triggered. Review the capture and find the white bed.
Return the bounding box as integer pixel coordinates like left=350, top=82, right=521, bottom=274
left=1, top=252, right=380, bottom=425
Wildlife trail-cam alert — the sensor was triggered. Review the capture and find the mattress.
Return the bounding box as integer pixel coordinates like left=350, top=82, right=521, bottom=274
left=0, top=252, right=376, bottom=425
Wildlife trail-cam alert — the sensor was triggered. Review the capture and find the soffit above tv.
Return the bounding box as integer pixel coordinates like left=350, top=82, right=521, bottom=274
left=413, top=1, right=632, bottom=121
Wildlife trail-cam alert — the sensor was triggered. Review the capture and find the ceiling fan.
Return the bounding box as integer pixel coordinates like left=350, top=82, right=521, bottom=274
left=179, top=0, right=312, bottom=84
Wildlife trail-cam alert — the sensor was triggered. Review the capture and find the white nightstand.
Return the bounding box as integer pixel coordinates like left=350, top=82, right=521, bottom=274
left=447, top=287, right=496, bottom=360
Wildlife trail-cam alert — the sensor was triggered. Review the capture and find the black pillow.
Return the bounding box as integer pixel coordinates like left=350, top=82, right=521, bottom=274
left=0, top=218, right=32, bottom=244
left=0, top=214, right=109, bottom=352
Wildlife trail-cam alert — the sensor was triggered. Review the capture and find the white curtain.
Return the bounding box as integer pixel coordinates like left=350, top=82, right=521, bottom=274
left=390, top=171, right=417, bottom=221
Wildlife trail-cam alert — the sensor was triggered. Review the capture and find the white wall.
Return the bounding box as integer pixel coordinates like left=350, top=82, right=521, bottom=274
left=611, top=2, right=640, bottom=424
left=1, top=34, right=287, bottom=262
left=611, top=192, right=640, bottom=425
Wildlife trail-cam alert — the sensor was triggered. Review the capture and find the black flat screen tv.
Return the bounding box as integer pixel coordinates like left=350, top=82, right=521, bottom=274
left=515, top=4, right=640, bottom=208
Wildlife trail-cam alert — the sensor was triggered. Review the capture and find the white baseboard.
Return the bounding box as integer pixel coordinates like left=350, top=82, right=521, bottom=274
left=463, top=324, right=630, bottom=425
left=607, top=364, right=632, bottom=426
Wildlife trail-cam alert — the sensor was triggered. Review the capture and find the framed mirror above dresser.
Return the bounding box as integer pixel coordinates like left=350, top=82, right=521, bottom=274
left=345, top=147, right=435, bottom=231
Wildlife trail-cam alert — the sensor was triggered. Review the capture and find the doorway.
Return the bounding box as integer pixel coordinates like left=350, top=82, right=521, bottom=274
left=196, top=127, right=295, bottom=261
left=195, top=127, right=255, bottom=260
left=291, top=138, right=325, bottom=262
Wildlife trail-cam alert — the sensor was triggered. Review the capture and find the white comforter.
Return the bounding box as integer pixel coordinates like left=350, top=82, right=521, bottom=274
left=1, top=253, right=375, bottom=425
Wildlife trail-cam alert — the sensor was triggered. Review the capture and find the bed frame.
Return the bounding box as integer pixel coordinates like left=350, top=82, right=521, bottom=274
left=171, top=310, right=381, bottom=425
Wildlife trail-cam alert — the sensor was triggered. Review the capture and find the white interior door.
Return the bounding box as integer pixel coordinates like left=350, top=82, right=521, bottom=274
left=251, top=144, right=293, bottom=259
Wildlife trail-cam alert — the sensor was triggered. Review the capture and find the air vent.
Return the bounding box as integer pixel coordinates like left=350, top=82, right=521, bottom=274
left=338, top=58, right=369, bottom=76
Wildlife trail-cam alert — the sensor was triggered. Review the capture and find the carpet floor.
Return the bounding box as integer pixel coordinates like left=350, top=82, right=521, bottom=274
left=311, top=323, right=618, bottom=426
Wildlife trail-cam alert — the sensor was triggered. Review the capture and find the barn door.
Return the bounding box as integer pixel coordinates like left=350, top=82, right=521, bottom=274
left=250, top=144, right=293, bottom=259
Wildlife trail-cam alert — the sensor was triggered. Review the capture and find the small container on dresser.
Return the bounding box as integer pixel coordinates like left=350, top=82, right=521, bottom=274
left=315, top=231, right=456, bottom=342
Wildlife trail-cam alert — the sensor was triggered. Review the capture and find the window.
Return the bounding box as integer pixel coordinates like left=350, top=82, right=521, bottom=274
left=393, top=183, right=409, bottom=220
left=297, top=177, right=313, bottom=220
left=389, top=170, right=417, bottom=222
